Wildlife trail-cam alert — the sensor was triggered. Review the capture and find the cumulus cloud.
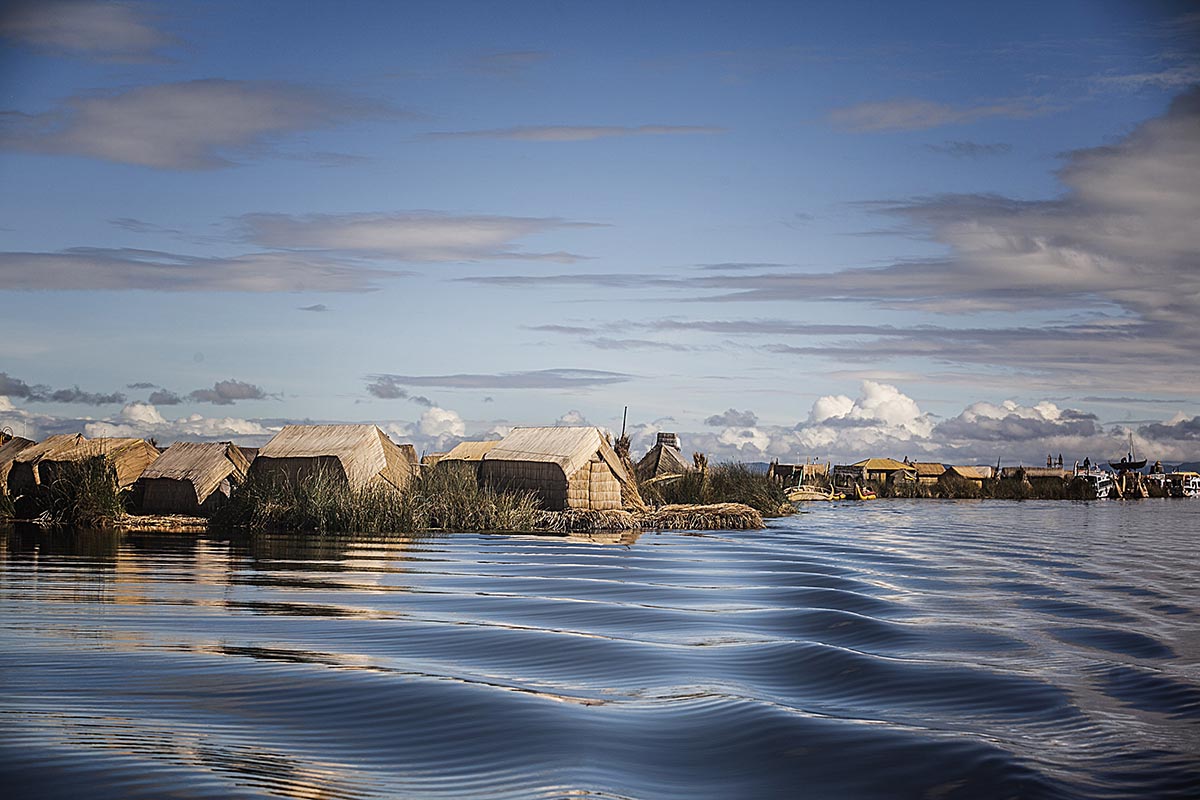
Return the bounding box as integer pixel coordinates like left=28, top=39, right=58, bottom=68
left=0, top=79, right=395, bottom=169
left=0, top=0, right=177, bottom=62
left=82, top=402, right=274, bottom=443
left=1139, top=414, right=1200, bottom=443
left=934, top=401, right=1100, bottom=442
left=364, top=376, right=433, bottom=406
left=239, top=212, right=595, bottom=263
left=0, top=248, right=401, bottom=292
left=555, top=410, right=590, bottom=426
left=419, top=407, right=466, bottom=437
left=828, top=97, right=1046, bottom=132
left=427, top=124, right=724, bottom=141
left=705, top=408, right=758, bottom=427
left=793, top=381, right=935, bottom=456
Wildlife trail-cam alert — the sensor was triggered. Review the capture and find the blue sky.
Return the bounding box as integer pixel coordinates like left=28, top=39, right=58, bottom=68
left=2, top=0, right=1198, bottom=465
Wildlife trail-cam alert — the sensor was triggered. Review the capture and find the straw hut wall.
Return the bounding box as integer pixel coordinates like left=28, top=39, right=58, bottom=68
left=941, top=465, right=990, bottom=487
left=249, top=424, right=416, bottom=491
left=139, top=442, right=251, bottom=515
left=480, top=426, right=631, bottom=511
left=635, top=433, right=692, bottom=481
left=38, top=438, right=161, bottom=489
left=0, top=436, right=35, bottom=494
left=8, top=433, right=88, bottom=495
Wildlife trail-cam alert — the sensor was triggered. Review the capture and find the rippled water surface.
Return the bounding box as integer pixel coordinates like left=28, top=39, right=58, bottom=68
left=2, top=500, right=1198, bottom=799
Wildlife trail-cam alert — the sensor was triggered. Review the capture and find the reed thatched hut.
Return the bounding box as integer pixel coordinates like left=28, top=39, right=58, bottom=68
left=480, top=426, right=632, bottom=511
left=911, top=462, right=946, bottom=485
left=940, top=465, right=990, bottom=488
left=0, top=436, right=35, bottom=494
left=249, top=424, right=417, bottom=491
left=636, top=432, right=692, bottom=481
left=37, top=437, right=161, bottom=490
left=8, top=433, right=88, bottom=495
left=138, top=442, right=251, bottom=515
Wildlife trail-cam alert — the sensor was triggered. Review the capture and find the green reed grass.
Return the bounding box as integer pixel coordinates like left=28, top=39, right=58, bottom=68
left=37, top=456, right=128, bottom=528
left=639, top=462, right=790, bottom=517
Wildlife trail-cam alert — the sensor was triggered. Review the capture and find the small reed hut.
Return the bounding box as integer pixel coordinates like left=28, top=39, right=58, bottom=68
left=940, top=465, right=990, bottom=489
left=0, top=436, right=35, bottom=494
left=37, top=437, right=161, bottom=490
left=911, top=462, right=946, bottom=485
left=635, top=432, right=692, bottom=482
left=8, top=433, right=88, bottom=495
left=480, top=426, right=632, bottom=511
left=440, top=439, right=501, bottom=465
left=138, top=441, right=251, bottom=515
left=249, top=424, right=417, bottom=491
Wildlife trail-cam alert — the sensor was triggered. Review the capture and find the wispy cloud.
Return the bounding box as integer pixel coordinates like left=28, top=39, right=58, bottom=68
left=0, top=0, right=178, bottom=63
left=0, top=371, right=124, bottom=405
left=239, top=212, right=597, bottom=263
left=428, top=124, right=724, bottom=142
left=187, top=379, right=271, bottom=405
left=298, top=303, right=328, bottom=313
left=925, top=140, right=1012, bottom=157
left=0, top=79, right=397, bottom=169
left=0, top=247, right=404, bottom=292
left=829, top=97, right=1048, bottom=132
left=366, top=368, right=632, bottom=390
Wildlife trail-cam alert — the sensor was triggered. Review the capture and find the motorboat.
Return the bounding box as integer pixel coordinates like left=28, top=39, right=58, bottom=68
left=1077, top=467, right=1114, bottom=499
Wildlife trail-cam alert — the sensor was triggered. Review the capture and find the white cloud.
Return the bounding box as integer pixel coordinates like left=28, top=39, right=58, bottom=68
left=81, top=402, right=272, bottom=442
left=555, top=410, right=590, bottom=426
left=419, top=407, right=466, bottom=438
left=240, top=212, right=595, bottom=263
left=828, top=97, right=1046, bottom=132
left=1, top=79, right=393, bottom=169
left=717, top=426, right=771, bottom=454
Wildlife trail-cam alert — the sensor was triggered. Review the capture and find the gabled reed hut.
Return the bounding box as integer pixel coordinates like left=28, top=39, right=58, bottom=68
left=480, top=426, right=631, bottom=511
left=0, top=436, right=35, bottom=494
left=37, top=437, right=161, bottom=489
left=249, top=424, right=416, bottom=491
left=7, top=433, right=87, bottom=495
left=138, top=442, right=251, bottom=515
left=636, top=432, right=691, bottom=481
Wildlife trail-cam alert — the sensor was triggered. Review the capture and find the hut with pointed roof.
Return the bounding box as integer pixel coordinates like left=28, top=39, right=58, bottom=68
left=0, top=436, right=35, bottom=495
left=248, top=424, right=417, bottom=492
left=635, top=432, right=692, bottom=482
left=8, top=433, right=88, bottom=495
left=911, top=462, right=946, bottom=485
left=940, top=465, right=991, bottom=488
left=440, top=439, right=501, bottom=465
left=138, top=442, right=251, bottom=515
left=37, top=437, right=161, bottom=490
left=834, top=457, right=916, bottom=488
left=480, top=426, right=632, bottom=511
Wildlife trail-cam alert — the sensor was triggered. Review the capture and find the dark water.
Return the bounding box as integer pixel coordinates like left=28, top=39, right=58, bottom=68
left=2, top=501, right=1198, bottom=799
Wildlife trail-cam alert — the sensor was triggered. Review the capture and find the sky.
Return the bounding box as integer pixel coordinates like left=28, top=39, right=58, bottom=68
left=1, top=0, right=1199, bottom=466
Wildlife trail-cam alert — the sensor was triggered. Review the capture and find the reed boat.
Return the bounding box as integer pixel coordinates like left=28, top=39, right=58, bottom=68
left=1109, top=434, right=1147, bottom=472
left=786, top=485, right=844, bottom=502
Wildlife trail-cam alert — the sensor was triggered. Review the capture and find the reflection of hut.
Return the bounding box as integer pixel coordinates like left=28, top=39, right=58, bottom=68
left=636, top=432, right=692, bottom=481
left=941, top=465, right=990, bottom=488
left=138, top=442, right=251, bottom=515
left=0, top=436, right=35, bottom=494
left=38, top=437, right=161, bottom=489
left=911, top=462, right=946, bottom=485
left=8, top=434, right=87, bottom=495
left=249, top=424, right=417, bottom=491
left=439, top=440, right=501, bottom=466
left=480, top=426, right=631, bottom=511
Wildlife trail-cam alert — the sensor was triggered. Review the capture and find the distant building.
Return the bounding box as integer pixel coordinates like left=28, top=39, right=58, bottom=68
left=910, top=462, right=946, bottom=485
left=834, top=458, right=916, bottom=487
left=636, top=432, right=692, bottom=481
left=940, top=465, right=990, bottom=488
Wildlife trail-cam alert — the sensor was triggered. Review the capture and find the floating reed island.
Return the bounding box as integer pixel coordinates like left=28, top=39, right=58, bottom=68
left=0, top=425, right=782, bottom=534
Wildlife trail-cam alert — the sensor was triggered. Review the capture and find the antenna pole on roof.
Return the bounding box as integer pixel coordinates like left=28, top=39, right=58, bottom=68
left=621, top=406, right=628, bottom=439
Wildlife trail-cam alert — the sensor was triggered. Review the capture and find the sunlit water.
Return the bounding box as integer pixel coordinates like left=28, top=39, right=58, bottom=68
left=2, top=500, right=1198, bottom=799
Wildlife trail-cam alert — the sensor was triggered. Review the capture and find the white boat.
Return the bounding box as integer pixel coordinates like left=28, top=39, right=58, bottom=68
left=1077, top=468, right=1114, bottom=499
left=1166, top=472, right=1200, bottom=498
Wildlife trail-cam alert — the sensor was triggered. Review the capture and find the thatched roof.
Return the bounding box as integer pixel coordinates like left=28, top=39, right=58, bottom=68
left=441, top=440, right=501, bottom=462
left=13, top=433, right=86, bottom=466
left=0, top=436, right=35, bottom=491
left=39, top=437, right=161, bottom=488
left=911, top=462, right=945, bottom=477
left=140, top=442, right=250, bottom=502
left=1011, top=466, right=1068, bottom=480
left=253, top=424, right=414, bottom=490
left=484, top=426, right=628, bottom=482
left=945, top=465, right=989, bottom=481
left=636, top=441, right=692, bottom=480
left=850, top=457, right=912, bottom=472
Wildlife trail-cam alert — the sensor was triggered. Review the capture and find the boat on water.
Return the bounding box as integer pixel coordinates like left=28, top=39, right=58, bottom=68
left=1077, top=467, right=1114, bottom=499
left=786, top=485, right=845, bottom=502
left=1109, top=434, right=1147, bottom=472
left=854, top=483, right=877, bottom=501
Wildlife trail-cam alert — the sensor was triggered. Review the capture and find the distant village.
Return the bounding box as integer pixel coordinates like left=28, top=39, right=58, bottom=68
left=1, top=423, right=1197, bottom=533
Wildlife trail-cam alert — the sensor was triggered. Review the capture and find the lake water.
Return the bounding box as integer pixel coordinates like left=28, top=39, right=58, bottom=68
left=2, top=500, right=1198, bottom=799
